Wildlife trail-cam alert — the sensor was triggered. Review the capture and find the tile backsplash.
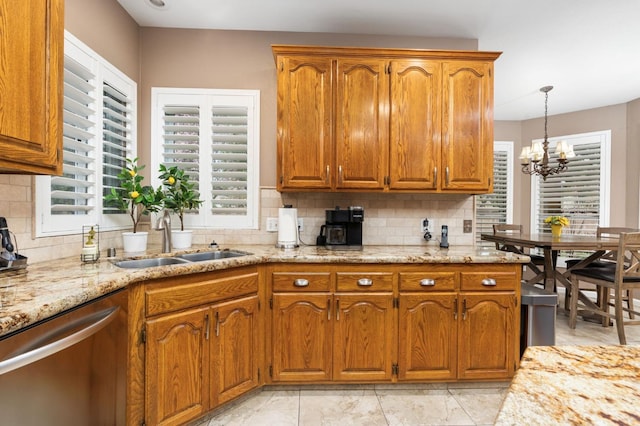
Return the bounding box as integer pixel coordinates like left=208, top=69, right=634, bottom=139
left=0, top=176, right=475, bottom=264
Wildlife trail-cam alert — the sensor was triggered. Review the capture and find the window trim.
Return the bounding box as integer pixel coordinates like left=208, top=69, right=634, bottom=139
left=150, top=87, right=261, bottom=230
left=35, top=31, right=137, bottom=237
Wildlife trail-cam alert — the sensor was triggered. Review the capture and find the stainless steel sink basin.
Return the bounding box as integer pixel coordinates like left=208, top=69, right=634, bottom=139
left=113, top=257, right=191, bottom=269
left=176, top=250, right=249, bottom=262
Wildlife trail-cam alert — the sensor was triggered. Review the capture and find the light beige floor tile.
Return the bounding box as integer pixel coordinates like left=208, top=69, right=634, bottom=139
left=449, top=387, right=508, bottom=425
left=204, top=390, right=299, bottom=426
left=299, top=390, right=387, bottom=426
left=377, top=390, right=474, bottom=425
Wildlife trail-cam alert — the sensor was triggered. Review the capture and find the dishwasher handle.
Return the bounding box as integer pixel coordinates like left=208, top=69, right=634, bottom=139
left=0, top=306, right=119, bottom=375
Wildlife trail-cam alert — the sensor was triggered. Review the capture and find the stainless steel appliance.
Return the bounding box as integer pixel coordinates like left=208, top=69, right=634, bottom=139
left=0, top=217, right=27, bottom=273
left=317, top=206, right=364, bottom=250
left=0, top=289, right=128, bottom=425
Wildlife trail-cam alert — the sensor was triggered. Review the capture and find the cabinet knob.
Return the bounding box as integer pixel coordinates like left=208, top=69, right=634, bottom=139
left=481, top=278, right=497, bottom=286
left=419, top=278, right=436, bottom=286
left=357, top=278, right=373, bottom=286
left=293, top=278, right=309, bottom=287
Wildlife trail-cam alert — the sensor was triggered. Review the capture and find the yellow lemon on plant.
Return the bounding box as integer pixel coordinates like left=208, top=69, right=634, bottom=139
left=128, top=169, right=136, bottom=177
left=129, top=190, right=139, bottom=199
left=167, top=176, right=176, bottom=185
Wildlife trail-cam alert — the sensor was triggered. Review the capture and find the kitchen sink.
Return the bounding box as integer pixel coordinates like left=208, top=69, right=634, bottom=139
left=112, top=250, right=250, bottom=269
left=176, top=250, right=249, bottom=262
left=113, top=257, right=191, bottom=269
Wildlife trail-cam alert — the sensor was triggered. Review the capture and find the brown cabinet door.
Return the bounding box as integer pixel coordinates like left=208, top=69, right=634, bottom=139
left=441, top=61, right=494, bottom=192
left=333, top=293, right=394, bottom=381
left=277, top=55, right=333, bottom=189
left=145, top=307, right=209, bottom=426
left=457, top=293, right=516, bottom=380
left=0, top=0, right=63, bottom=174
left=335, top=58, right=388, bottom=189
left=398, top=293, right=457, bottom=381
left=388, top=60, right=441, bottom=190
left=271, top=293, right=333, bottom=382
left=210, top=295, right=260, bottom=407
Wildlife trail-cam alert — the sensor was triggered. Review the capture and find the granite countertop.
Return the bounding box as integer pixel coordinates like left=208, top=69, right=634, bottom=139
left=495, top=345, right=640, bottom=425
left=0, top=244, right=528, bottom=338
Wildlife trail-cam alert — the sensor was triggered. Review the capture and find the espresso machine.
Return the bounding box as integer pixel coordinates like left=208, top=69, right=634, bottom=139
left=0, top=217, right=27, bottom=273
left=316, top=206, right=364, bottom=250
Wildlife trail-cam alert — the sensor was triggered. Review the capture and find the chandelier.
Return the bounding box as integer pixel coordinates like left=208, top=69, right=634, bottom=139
left=519, top=86, right=574, bottom=181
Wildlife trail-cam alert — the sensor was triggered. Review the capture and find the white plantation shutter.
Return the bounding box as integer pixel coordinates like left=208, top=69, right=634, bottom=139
left=211, top=106, right=249, bottom=216
left=476, top=142, right=513, bottom=245
left=531, top=131, right=611, bottom=257
left=36, top=31, right=137, bottom=236
left=102, top=81, right=134, bottom=215
left=152, top=88, right=260, bottom=229
left=50, top=55, right=97, bottom=218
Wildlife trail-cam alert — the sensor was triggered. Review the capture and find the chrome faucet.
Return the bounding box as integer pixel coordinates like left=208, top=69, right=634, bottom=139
left=155, top=210, right=172, bottom=253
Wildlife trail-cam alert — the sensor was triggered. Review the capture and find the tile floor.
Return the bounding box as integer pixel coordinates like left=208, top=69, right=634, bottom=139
left=193, top=289, right=640, bottom=426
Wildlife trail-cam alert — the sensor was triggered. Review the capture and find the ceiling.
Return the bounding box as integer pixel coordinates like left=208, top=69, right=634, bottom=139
left=116, top=0, right=640, bottom=121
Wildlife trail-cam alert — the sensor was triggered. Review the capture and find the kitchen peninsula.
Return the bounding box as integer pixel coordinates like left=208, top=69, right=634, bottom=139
left=0, top=244, right=528, bottom=425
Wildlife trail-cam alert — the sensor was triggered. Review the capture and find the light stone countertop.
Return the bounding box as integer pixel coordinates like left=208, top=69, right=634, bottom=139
left=0, top=244, right=528, bottom=338
left=495, top=345, right=640, bottom=425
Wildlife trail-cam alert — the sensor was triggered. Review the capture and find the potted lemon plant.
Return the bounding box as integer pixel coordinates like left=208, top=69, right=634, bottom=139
left=159, top=164, right=203, bottom=249
left=104, top=158, right=164, bottom=252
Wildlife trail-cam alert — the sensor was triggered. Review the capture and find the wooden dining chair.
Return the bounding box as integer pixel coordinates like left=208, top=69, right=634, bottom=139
left=493, top=224, right=545, bottom=285
left=569, top=232, right=640, bottom=344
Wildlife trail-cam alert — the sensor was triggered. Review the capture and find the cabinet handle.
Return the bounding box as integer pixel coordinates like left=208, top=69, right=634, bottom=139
left=326, top=165, right=330, bottom=182
left=327, top=299, right=331, bottom=320
left=215, top=311, right=220, bottom=337
left=481, top=278, right=497, bottom=286
left=462, top=299, right=467, bottom=320
left=454, top=298, right=458, bottom=320
left=336, top=299, right=340, bottom=321
left=420, top=278, right=435, bottom=286
left=433, top=167, right=438, bottom=188
left=293, top=278, right=309, bottom=287
left=445, top=166, right=450, bottom=186
left=339, top=165, right=343, bottom=184
left=357, top=278, right=373, bottom=286
left=205, top=314, right=210, bottom=340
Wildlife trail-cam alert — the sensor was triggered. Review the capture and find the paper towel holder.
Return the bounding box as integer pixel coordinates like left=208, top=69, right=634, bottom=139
left=276, top=205, right=299, bottom=249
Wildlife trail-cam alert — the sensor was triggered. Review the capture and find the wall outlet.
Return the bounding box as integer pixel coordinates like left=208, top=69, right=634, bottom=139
left=266, top=217, right=278, bottom=232
left=463, top=220, right=473, bottom=233
left=297, top=218, right=304, bottom=231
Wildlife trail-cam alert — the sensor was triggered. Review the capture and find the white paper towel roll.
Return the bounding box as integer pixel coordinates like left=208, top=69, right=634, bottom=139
left=277, top=207, right=299, bottom=248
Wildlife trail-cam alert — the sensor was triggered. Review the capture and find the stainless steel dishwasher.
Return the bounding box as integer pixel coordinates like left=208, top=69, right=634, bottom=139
left=0, top=288, right=128, bottom=425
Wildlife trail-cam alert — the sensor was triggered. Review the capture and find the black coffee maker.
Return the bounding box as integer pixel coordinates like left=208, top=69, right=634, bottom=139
left=317, top=206, right=364, bottom=250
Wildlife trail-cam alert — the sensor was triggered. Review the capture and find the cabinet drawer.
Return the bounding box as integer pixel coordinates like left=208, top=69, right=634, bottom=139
left=399, top=272, right=457, bottom=291
left=272, top=272, right=331, bottom=292
left=336, top=272, right=394, bottom=291
left=146, top=271, right=258, bottom=316
left=460, top=271, right=517, bottom=291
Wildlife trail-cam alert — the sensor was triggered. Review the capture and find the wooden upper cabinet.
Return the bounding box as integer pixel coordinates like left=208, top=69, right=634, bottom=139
left=0, top=0, right=63, bottom=174
left=272, top=45, right=501, bottom=193
left=389, top=60, right=441, bottom=190
left=441, top=61, right=494, bottom=192
left=335, top=58, right=388, bottom=190
left=277, top=55, right=333, bottom=189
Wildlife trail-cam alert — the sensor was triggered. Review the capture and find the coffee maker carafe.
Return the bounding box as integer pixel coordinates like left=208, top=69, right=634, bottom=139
left=317, top=206, right=364, bottom=250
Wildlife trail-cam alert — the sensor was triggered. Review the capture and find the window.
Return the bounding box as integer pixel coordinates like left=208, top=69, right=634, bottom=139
left=475, top=141, right=514, bottom=245
left=531, top=130, right=611, bottom=235
left=151, top=88, right=260, bottom=229
left=35, top=32, right=137, bottom=236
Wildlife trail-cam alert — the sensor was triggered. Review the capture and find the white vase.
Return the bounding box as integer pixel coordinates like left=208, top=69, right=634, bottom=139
left=171, top=230, right=193, bottom=249
left=122, top=231, right=148, bottom=253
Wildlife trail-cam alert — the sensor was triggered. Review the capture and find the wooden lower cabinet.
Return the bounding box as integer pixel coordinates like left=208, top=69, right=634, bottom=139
left=333, top=293, right=395, bottom=381
left=145, top=306, right=209, bottom=426
left=457, top=293, right=516, bottom=380
left=398, top=293, right=457, bottom=381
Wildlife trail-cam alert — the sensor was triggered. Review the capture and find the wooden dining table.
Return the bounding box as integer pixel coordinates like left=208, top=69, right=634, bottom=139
left=480, top=233, right=620, bottom=293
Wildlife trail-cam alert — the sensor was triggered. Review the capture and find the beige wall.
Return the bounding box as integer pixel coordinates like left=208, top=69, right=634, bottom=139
left=496, top=102, right=632, bottom=231
left=626, top=98, right=640, bottom=228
